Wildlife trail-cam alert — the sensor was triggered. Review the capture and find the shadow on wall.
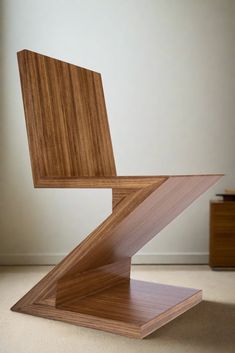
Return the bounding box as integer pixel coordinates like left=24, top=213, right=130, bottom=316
left=149, top=300, right=235, bottom=349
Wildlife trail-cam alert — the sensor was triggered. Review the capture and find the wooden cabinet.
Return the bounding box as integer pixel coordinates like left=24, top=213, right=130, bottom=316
left=210, top=201, right=235, bottom=268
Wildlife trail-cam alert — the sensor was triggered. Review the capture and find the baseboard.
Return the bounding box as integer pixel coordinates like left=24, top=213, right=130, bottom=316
left=132, top=253, right=209, bottom=264
left=0, top=252, right=209, bottom=265
left=0, top=253, right=65, bottom=265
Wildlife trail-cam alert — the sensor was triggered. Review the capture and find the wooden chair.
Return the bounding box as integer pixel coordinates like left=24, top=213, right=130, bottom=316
left=11, top=50, right=222, bottom=338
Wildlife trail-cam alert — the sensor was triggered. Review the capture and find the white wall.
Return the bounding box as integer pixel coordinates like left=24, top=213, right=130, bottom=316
left=1, top=0, right=235, bottom=264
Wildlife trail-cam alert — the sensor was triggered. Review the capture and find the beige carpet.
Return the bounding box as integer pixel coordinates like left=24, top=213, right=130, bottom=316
left=0, top=265, right=234, bottom=353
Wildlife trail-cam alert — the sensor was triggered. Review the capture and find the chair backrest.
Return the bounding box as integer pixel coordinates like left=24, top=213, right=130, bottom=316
left=17, top=50, right=116, bottom=185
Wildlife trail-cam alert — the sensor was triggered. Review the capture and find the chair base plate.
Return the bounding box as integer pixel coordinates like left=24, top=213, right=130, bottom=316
left=12, top=279, right=202, bottom=338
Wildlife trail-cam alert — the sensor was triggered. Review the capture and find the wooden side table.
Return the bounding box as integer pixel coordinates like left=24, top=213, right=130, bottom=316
left=210, top=198, right=235, bottom=268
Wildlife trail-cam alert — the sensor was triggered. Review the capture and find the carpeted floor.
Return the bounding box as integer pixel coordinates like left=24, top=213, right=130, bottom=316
left=0, top=265, right=234, bottom=353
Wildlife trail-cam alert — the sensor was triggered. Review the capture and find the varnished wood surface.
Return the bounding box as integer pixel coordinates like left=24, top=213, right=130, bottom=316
left=56, top=279, right=202, bottom=338
left=210, top=201, right=235, bottom=267
left=37, top=176, right=167, bottom=188
left=140, top=286, right=202, bottom=338
left=58, top=279, right=201, bottom=324
left=56, top=258, right=131, bottom=306
left=112, top=188, right=139, bottom=209
left=33, top=175, right=222, bottom=189
left=17, top=50, right=116, bottom=185
left=12, top=279, right=202, bottom=339
left=12, top=175, right=220, bottom=338
left=19, top=175, right=220, bottom=306
left=13, top=49, right=223, bottom=338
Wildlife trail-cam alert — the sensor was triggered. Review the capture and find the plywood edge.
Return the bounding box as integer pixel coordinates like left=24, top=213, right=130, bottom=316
left=11, top=303, right=142, bottom=338
left=34, top=176, right=168, bottom=188
left=33, top=174, right=222, bottom=189
left=112, top=188, right=140, bottom=209
left=140, top=289, right=202, bottom=338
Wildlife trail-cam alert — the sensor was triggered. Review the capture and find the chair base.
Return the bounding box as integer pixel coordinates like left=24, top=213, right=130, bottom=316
left=11, top=279, right=202, bottom=339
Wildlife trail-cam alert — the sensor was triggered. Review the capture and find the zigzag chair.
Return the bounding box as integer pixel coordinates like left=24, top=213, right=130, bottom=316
left=11, top=50, right=221, bottom=338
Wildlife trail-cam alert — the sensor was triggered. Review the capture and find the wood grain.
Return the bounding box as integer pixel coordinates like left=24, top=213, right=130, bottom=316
left=23, top=175, right=220, bottom=305
left=13, top=49, right=223, bottom=338
left=59, top=279, right=201, bottom=323
left=56, top=258, right=131, bottom=306
left=56, top=279, right=202, bottom=338
left=12, top=278, right=202, bottom=339
left=12, top=175, right=220, bottom=337
left=17, top=50, right=116, bottom=185
left=112, top=188, right=139, bottom=209
left=37, top=176, right=168, bottom=188
left=210, top=201, right=235, bottom=267
left=31, top=175, right=221, bottom=189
